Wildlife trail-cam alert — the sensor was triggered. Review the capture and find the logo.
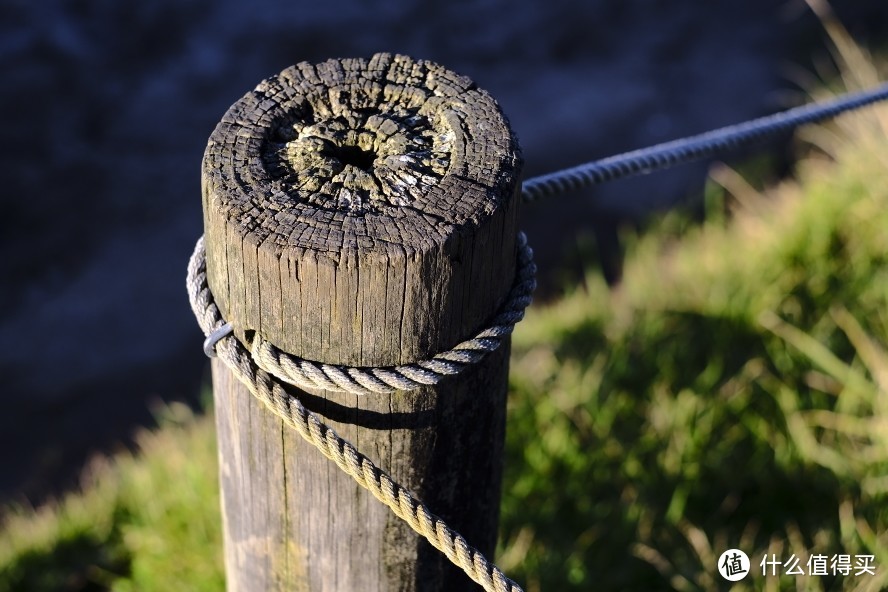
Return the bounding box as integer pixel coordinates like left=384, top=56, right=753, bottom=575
left=718, top=549, right=750, bottom=581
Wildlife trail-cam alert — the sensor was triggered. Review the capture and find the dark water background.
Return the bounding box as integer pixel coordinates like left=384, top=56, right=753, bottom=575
left=2, top=0, right=887, bottom=504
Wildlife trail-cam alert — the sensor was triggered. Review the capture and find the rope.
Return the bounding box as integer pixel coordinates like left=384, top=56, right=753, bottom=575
left=521, top=81, right=888, bottom=201
left=194, top=235, right=535, bottom=395
left=187, top=235, right=528, bottom=592
left=250, top=237, right=536, bottom=395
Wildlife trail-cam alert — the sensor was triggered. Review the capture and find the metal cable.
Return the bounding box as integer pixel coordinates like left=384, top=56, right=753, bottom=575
left=521, top=82, right=888, bottom=201
left=187, top=236, right=525, bottom=592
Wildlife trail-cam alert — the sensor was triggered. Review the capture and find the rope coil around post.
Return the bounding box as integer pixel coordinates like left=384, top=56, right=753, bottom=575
left=188, top=233, right=533, bottom=592
left=196, top=232, right=536, bottom=395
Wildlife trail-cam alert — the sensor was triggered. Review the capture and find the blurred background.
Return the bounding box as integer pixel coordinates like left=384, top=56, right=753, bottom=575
left=2, top=0, right=887, bottom=508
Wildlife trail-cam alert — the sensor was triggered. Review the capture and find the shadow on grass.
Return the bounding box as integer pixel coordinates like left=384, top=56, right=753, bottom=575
left=0, top=527, right=131, bottom=592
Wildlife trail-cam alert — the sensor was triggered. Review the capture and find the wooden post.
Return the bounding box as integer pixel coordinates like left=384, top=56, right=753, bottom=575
left=202, top=53, right=522, bottom=591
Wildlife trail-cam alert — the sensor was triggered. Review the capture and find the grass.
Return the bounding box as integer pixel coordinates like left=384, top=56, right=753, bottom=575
left=497, top=22, right=888, bottom=589
left=500, top=135, right=888, bottom=590
left=0, top=402, right=223, bottom=592
left=3, top=22, right=888, bottom=592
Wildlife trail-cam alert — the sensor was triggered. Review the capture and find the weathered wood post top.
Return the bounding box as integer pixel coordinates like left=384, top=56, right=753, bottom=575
left=202, top=52, right=523, bottom=591
left=203, top=52, right=523, bottom=366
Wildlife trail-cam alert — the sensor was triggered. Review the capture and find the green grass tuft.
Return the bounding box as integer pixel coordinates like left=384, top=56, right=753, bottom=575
left=0, top=402, right=224, bottom=592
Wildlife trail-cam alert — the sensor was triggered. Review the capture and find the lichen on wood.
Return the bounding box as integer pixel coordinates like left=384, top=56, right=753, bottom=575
left=262, top=84, right=454, bottom=213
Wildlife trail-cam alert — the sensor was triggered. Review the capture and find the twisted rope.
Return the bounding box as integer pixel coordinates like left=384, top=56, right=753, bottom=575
left=187, top=235, right=529, bottom=592
left=250, top=235, right=535, bottom=394
left=521, top=81, right=888, bottom=201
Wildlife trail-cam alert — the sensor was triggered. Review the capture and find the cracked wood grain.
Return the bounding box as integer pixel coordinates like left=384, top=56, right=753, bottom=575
left=203, top=53, right=522, bottom=592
